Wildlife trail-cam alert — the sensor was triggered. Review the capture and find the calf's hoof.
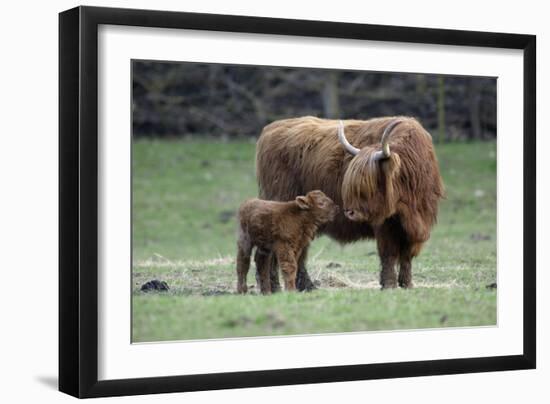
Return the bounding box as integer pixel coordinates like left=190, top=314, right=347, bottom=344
left=270, top=283, right=282, bottom=293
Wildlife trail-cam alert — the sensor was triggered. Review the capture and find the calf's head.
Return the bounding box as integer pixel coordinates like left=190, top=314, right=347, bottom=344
left=296, top=190, right=339, bottom=224
left=338, top=120, right=402, bottom=225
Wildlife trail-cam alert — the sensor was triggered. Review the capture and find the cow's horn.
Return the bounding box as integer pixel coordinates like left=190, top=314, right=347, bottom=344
left=338, top=120, right=360, bottom=156
left=373, top=119, right=403, bottom=160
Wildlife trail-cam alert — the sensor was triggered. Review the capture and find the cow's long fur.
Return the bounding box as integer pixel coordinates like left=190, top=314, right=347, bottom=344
left=255, top=116, right=445, bottom=289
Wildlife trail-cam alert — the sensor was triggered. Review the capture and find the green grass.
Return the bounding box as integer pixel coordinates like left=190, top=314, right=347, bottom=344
left=132, top=138, right=497, bottom=342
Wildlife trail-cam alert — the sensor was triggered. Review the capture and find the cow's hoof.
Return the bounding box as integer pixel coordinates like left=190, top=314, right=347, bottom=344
left=297, top=280, right=317, bottom=292
left=296, top=269, right=316, bottom=292
left=380, top=281, right=398, bottom=290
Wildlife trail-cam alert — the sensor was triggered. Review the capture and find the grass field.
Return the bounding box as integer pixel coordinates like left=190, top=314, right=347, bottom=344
left=132, top=138, right=497, bottom=342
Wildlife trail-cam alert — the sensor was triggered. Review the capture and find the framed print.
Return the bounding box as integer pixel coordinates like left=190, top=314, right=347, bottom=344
left=59, top=6, right=536, bottom=398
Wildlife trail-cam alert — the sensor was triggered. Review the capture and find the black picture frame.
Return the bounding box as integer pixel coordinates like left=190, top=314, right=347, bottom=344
left=59, top=5, right=536, bottom=398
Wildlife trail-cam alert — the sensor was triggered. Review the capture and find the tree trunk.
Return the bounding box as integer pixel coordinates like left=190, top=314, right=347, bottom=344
left=437, top=76, right=446, bottom=143
left=468, top=78, right=482, bottom=140
left=322, top=71, right=340, bottom=118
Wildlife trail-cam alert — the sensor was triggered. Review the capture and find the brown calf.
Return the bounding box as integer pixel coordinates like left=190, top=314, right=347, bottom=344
left=236, top=190, right=338, bottom=294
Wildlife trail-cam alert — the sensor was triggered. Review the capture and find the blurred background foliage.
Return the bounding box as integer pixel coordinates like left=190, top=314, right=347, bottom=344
left=132, top=60, right=496, bottom=142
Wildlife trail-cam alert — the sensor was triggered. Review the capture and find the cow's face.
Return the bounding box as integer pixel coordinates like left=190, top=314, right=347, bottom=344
left=340, top=146, right=402, bottom=226
left=337, top=120, right=403, bottom=225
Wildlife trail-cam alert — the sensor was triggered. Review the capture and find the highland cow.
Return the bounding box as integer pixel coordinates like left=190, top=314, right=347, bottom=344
left=255, top=116, right=444, bottom=291
left=236, top=190, right=339, bottom=294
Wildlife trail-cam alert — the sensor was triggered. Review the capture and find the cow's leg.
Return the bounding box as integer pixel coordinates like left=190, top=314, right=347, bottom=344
left=375, top=220, right=401, bottom=289
left=399, top=242, right=423, bottom=288
left=254, top=248, right=272, bottom=295
left=274, top=245, right=298, bottom=291
left=397, top=255, right=412, bottom=289
left=236, top=238, right=252, bottom=294
left=296, top=245, right=316, bottom=292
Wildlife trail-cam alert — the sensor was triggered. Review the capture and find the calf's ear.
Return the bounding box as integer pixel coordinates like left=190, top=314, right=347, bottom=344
left=296, top=196, right=310, bottom=210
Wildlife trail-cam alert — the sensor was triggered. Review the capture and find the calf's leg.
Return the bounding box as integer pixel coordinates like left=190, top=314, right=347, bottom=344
left=236, top=234, right=252, bottom=294
left=261, top=251, right=282, bottom=293
left=269, top=252, right=282, bottom=293
left=254, top=248, right=273, bottom=295
left=259, top=251, right=281, bottom=293
left=274, top=245, right=298, bottom=291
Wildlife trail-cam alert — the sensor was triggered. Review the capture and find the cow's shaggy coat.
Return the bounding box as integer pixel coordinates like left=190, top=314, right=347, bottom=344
left=256, top=116, right=444, bottom=290
left=236, top=190, right=338, bottom=294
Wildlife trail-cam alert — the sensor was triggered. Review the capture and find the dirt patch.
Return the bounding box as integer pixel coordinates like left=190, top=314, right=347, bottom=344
left=202, top=289, right=232, bottom=296
left=316, top=271, right=362, bottom=289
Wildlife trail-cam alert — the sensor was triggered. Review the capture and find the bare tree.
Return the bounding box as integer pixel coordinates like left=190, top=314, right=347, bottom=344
left=468, top=77, right=482, bottom=140
left=322, top=71, right=340, bottom=118
left=132, top=61, right=496, bottom=141
left=436, top=76, right=446, bottom=143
